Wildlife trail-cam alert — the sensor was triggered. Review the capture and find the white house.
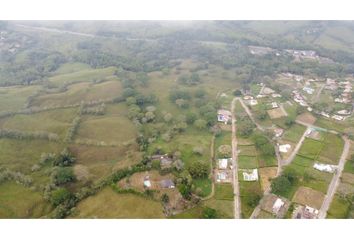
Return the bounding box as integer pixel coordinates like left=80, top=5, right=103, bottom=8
left=279, top=144, right=291, bottom=153
left=242, top=169, right=258, bottom=181
left=217, top=109, right=232, bottom=124
left=272, top=198, right=285, bottom=214
left=313, top=163, right=336, bottom=173
left=218, top=158, right=229, bottom=169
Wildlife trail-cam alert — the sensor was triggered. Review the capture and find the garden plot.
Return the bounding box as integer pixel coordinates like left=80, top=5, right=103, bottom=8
left=259, top=167, right=278, bottom=191
left=239, top=180, right=263, bottom=218
left=267, top=107, right=287, bottom=119
left=296, top=112, right=317, bottom=125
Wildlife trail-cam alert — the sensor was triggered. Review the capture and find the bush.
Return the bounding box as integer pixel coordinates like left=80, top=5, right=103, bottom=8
left=188, top=161, right=209, bottom=179
left=53, top=148, right=76, bottom=167
left=202, top=207, right=218, bottom=219
left=52, top=167, right=76, bottom=185
left=50, top=188, right=72, bottom=206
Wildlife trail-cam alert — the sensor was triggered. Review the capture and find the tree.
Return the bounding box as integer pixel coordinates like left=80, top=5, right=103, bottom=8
left=50, top=188, right=72, bottom=206
left=202, top=207, right=218, bottom=219
left=218, top=145, right=232, bottom=158
left=285, top=117, right=295, bottom=127
left=195, top=89, right=206, bottom=98
left=161, top=193, right=170, bottom=204
left=188, top=161, right=209, bottom=179
left=123, top=87, right=136, bottom=99
left=192, top=146, right=204, bottom=155
left=186, top=111, right=197, bottom=124
left=175, top=99, right=189, bottom=108
left=233, top=89, right=242, bottom=96
left=52, top=167, right=76, bottom=185
left=194, top=119, right=207, bottom=129
left=239, top=120, right=254, bottom=137
left=53, top=148, right=75, bottom=167
left=163, top=113, right=173, bottom=123
left=271, top=175, right=291, bottom=195
left=145, top=111, right=155, bottom=122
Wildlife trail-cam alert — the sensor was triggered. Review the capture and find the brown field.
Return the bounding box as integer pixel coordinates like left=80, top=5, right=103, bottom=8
left=292, top=186, right=325, bottom=209
left=259, top=167, right=278, bottom=191
left=260, top=193, right=290, bottom=217
left=296, top=112, right=317, bottom=125
left=267, top=108, right=287, bottom=119
left=218, top=123, right=232, bottom=131
left=337, top=182, right=354, bottom=196
left=341, top=172, right=354, bottom=185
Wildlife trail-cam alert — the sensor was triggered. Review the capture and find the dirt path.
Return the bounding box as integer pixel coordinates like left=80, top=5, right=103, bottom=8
left=311, top=84, right=325, bottom=104
left=231, top=97, right=241, bottom=219
left=201, top=135, right=216, bottom=201
left=283, top=127, right=310, bottom=165
left=238, top=98, right=265, bottom=131
left=318, top=136, right=350, bottom=218
left=15, top=24, right=96, bottom=38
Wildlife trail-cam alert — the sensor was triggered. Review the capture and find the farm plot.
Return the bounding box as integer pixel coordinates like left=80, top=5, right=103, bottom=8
left=282, top=124, right=306, bottom=143
left=267, top=108, right=287, bottom=119
left=72, top=187, right=165, bottom=218
left=296, top=112, right=317, bottom=125
left=259, top=167, right=278, bottom=191
left=0, top=108, right=78, bottom=139
left=317, top=133, right=344, bottom=164
left=214, top=184, right=234, bottom=201
left=239, top=180, right=262, bottom=218
left=327, top=194, right=351, bottom=219
left=298, top=138, right=323, bottom=159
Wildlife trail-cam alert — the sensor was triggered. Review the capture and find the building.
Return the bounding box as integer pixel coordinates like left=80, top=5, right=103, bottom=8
left=218, top=158, right=229, bottom=169
left=279, top=144, right=291, bottom=153
left=337, top=109, right=351, bottom=115
left=303, top=86, right=315, bottom=95
left=272, top=198, right=285, bottom=214
left=151, top=154, right=173, bottom=169
left=248, top=99, right=258, bottom=106
left=332, top=115, right=344, bottom=121
left=270, top=102, right=278, bottom=109
left=160, top=179, right=175, bottom=189
left=313, top=163, right=336, bottom=173
left=242, top=169, right=258, bottom=181
left=274, top=128, right=284, bottom=138
left=217, top=109, right=232, bottom=124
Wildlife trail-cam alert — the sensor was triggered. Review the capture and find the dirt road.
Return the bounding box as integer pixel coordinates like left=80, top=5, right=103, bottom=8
left=231, top=97, right=241, bottom=219
left=283, top=127, right=310, bottom=165
left=318, top=136, right=351, bottom=218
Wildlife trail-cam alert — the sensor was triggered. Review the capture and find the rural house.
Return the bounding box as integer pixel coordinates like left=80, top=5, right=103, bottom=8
left=217, top=109, right=232, bottom=124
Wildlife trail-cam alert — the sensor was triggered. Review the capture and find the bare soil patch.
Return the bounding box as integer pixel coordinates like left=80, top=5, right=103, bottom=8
left=341, top=172, right=354, bottom=185
left=267, top=108, right=287, bottom=119
left=296, top=112, right=317, bottom=125
left=259, top=167, right=278, bottom=191
left=292, top=186, right=325, bottom=209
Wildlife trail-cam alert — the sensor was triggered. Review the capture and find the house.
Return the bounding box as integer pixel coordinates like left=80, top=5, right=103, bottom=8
left=242, top=169, right=258, bottom=181
left=144, top=179, right=152, bottom=188
left=270, top=102, right=278, bottom=109
left=307, top=107, right=313, bottom=112
left=272, top=198, right=285, bottom=214
left=337, top=109, right=351, bottom=115
left=248, top=99, right=258, bottom=106
left=218, top=158, right=229, bottom=169
left=320, top=112, right=330, bottom=118
left=303, top=206, right=319, bottom=219
left=313, top=163, right=336, bottom=173
left=303, top=86, right=315, bottom=95
left=151, top=154, right=174, bottom=169
left=160, top=179, right=175, bottom=189
left=216, top=172, right=227, bottom=182
left=274, top=128, right=284, bottom=138
left=217, top=109, right=232, bottom=124
left=279, top=144, right=291, bottom=153
left=243, top=95, right=254, bottom=100
left=332, top=115, right=344, bottom=121
left=272, top=93, right=282, bottom=98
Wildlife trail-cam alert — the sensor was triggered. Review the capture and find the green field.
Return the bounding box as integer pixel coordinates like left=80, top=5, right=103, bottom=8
left=238, top=155, right=258, bottom=169
left=0, top=85, right=41, bottom=113
left=282, top=124, right=306, bottom=143
left=298, top=138, right=323, bottom=160
left=0, top=182, right=52, bottom=218
left=327, top=194, right=351, bottom=219
left=0, top=108, right=78, bottom=139
left=72, top=187, right=165, bottom=218
left=214, top=184, right=234, bottom=201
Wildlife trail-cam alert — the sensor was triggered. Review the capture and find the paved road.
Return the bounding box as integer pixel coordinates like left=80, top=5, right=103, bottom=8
left=318, top=136, right=351, bottom=218
left=231, top=97, right=241, bottom=219
left=283, top=127, right=310, bottom=166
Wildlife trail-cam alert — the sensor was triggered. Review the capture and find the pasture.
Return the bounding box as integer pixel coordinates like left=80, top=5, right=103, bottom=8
left=0, top=85, right=41, bottom=113
left=72, top=187, right=165, bottom=218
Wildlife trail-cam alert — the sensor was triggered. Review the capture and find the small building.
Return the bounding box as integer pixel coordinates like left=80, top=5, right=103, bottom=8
left=332, top=115, right=344, bottom=121
left=217, top=109, right=232, bottom=124
left=144, top=180, right=151, bottom=188
left=270, top=102, right=278, bottom=109
left=274, top=128, right=284, bottom=138
left=271, top=93, right=282, bottom=98
left=242, top=169, right=258, bottom=181
left=337, top=110, right=351, bottom=115
left=151, top=154, right=174, bottom=169
left=313, top=163, right=336, bottom=173
left=303, top=86, right=315, bottom=95
left=248, top=99, right=258, bottom=106
left=272, top=198, right=285, bottom=215
left=279, top=144, right=291, bottom=153
left=320, top=112, right=330, bottom=118
left=160, top=179, right=175, bottom=189
left=243, top=95, right=254, bottom=100
left=218, top=158, right=229, bottom=169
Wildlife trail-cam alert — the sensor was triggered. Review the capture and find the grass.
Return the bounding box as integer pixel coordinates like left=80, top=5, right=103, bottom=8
left=344, top=160, right=354, bottom=174
left=48, top=66, right=117, bottom=87
left=215, top=131, right=232, bottom=158
left=318, top=133, right=344, bottom=164
left=0, top=85, right=41, bottom=113
left=72, top=187, right=165, bottom=218
left=259, top=154, right=277, bottom=167
left=239, top=181, right=262, bottom=218
left=298, top=138, right=323, bottom=160
left=0, top=182, right=52, bottom=218
left=0, top=108, right=78, bottom=140
left=327, top=195, right=351, bottom=219
left=193, top=178, right=212, bottom=197
left=0, top=139, right=63, bottom=173
left=32, top=80, right=122, bottom=108
left=76, top=115, right=137, bottom=144
left=282, top=124, right=306, bottom=143
left=214, top=184, right=234, bottom=200
left=315, top=118, right=346, bottom=133
left=238, top=144, right=257, bottom=156
left=53, top=62, right=91, bottom=75
left=238, top=155, right=258, bottom=169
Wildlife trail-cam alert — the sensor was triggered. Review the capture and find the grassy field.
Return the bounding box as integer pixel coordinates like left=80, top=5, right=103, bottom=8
left=238, top=155, right=258, bottom=169
left=0, top=85, right=41, bottom=113
left=327, top=194, right=351, bottom=218
left=298, top=138, right=323, bottom=159
left=0, top=108, right=78, bottom=139
left=32, top=80, right=122, bottom=108
left=48, top=66, right=117, bottom=87
left=214, top=184, right=234, bottom=201
left=0, top=182, right=52, bottom=218
left=282, top=124, right=306, bottom=143
left=0, top=139, right=63, bottom=173
left=318, top=133, right=344, bottom=164
left=239, top=181, right=262, bottom=218
left=193, top=178, right=212, bottom=197
left=72, top=187, right=165, bottom=218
